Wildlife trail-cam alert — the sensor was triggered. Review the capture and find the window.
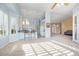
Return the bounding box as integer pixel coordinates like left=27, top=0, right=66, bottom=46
left=4, top=12, right=8, bottom=36
left=0, top=10, right=8, bottom=38
left=10, top=16, right=17, bottom=34
left=0, top=11, right=4, bottom=37
left=11, top=25, right=16, bottom=34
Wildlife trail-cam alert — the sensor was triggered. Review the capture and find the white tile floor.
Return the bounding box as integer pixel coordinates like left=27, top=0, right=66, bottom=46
left=22, top=41, right=75, bottom=56
left=0, top=35, right=79, bottom=56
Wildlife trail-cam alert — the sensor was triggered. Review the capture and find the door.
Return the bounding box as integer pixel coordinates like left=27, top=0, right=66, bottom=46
left=77, top=15, right=79, bottom=41
left=74, top=14, right=79, bottom=43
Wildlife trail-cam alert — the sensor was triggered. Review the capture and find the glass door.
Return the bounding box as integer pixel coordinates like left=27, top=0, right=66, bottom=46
left=0, top=10, right=8, bottom=38
left=9, top=16, right=18, bottom=42
left=74, top=15, right=79, bottom=42
left=74, top=16, right=77, bottom=40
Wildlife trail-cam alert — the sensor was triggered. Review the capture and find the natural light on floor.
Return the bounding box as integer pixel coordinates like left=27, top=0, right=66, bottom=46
left=22, top=41, right=74, bottom=56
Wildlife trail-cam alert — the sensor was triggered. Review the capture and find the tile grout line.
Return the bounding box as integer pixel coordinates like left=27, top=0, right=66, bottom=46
left=46, top=42, right=66, bottom=56
left=30, top=44, right=38, bottom=56
left=49, top=39, right=79, bottom=52
left=49, top=41, right=74, bottom=56
left=38, top=43, right=52, bottom=56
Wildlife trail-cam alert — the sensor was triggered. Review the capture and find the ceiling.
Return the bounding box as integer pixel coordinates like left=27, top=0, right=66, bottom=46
left=17, top=3, right=77, bottom=24
left=50, top=3, right=76, bottom=23
left=17, top=3, right=53, bottom=25
left=0, top=3, right=21, bottom=16
left=0, top=3, right=77, bottom=24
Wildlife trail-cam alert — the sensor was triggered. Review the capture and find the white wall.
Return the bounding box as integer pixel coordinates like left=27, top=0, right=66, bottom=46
left=0, top=36, right=9, bottom=48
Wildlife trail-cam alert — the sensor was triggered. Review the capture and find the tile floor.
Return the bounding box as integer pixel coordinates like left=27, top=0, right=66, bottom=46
left=0, top=35, right=79, bottom=56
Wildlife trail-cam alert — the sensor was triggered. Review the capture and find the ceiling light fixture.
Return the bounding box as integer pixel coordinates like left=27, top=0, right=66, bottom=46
left=26, top=19, right=29, bottom=25
left=22, top=20, right=25, bottom=25
left=51, top=3, right=69, bottom=9
left=22, top=19, right=29, bottom=26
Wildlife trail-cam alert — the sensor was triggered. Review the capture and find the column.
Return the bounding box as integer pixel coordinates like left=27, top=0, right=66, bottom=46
left=45, top=11, right=51, bottom=38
